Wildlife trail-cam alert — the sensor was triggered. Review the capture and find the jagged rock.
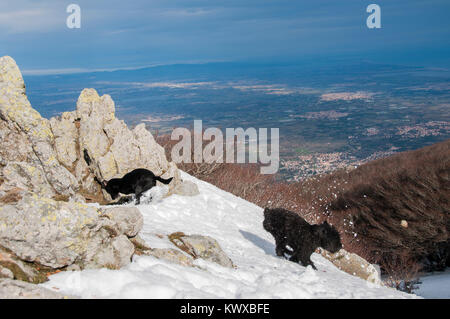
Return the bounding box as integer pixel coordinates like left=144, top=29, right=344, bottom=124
left=49, top=112, right=79, bottom=169
left=74, top=88, right=180, bottom=188
left=0, top=266, right=14, bottom=279
left=0, top=56, right=79, bottom=198
left=129, top=234, right=152, bottom=251
left=0, top=279, right=74, bottom=299
left=129, top=234, right=195, bottom=267
left=0, top=248, right=47, bottom=283
left=1, top=56, right=183, bottom=203
left=169, top=232, right=234, bottom=268
left=170, top=180, right=200, bottom=197
left=318, top=248, right=382, bottom=284
left=0, top=114, right=54, bottom=198
left=101, top=206, right=143, bottom=238
left=0, top=193, right=136, bottom=271
left=1, top=163, right=54, bottom=198
left=142, top=248, right=195, bottom=267
left=50, top=88, right=181, bottom=202
left=0, top=117, right=36, bottom=163
left=89, top=235, right=135, bottom=270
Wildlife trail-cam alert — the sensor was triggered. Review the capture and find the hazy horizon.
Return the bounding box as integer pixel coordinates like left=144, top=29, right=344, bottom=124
left=1, top=0, right=449, bottom=72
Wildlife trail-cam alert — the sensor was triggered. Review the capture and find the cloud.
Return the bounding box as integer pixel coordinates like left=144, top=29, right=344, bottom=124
left=159, top=8, right=217, bottom=17
left=0, top=2, right=64, bottom=33
left=1, top=0, right=449, bottom=70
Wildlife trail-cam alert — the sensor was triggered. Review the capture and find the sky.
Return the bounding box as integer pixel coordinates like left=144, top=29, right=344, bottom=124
left=0, top=0, right=449, bottom=74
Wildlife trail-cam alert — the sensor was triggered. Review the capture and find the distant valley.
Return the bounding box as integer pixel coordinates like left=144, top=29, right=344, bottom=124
left=24, top=60, right=450, bottom=181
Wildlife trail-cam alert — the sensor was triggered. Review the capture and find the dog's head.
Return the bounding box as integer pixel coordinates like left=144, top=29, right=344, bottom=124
left=262, top=208, right=275, bottom=233
left=315, top=221, right=342, bottom=253
left=104, top=179, right=121, bottom=200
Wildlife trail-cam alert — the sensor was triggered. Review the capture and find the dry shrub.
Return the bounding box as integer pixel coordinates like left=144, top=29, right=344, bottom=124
left=157, top=131, right=449, bottom=275
left=383, top=253, right=422, bottom=294
left=324, top=139, right=450, bottom=272
left=156, top=130, right=276, bottom=202
left=156, top=130, right=225, bottom=178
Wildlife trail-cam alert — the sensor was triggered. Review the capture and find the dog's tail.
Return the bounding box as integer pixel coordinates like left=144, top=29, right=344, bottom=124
left=156, top=176, right=173, bottom=185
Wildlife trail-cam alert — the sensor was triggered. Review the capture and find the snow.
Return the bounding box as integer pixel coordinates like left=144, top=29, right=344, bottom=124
left=41, top=172, right=417, bottom=299
left=415, top=269, right=450, bottom=299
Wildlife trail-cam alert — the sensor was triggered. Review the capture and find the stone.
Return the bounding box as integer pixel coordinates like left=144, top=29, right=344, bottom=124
left=0, top=56, right=182, bottom=203
left=0, top=194, right=135, bottom=271
left=170, top=180, right=200, bottom=197
left=50, top=87, right=182, bottom=202
left=142, top=248, right=194, bottom=267
left=1, top=163, right=54, bottom=198
left=0, top=279, right=74, bottom=299
left=130, top=234, right=195, bottom=267
left=0, top=116, right=55, bottom=198
left=0, top=56, right=79, bottom=197
left=0, top=117, right=35, bottom=163
left=49, top=111, right=79, bottom=169
left=169, top=232, right=234, bottom=268
left=0, top=266, right=14, bottom=279
left=87, top=235, right=135, bottom=270
left=129, top=234, right=152, bottom=251
left=0, top=247, right=47, bottom=284
left=75, top=89, right=178, bottom=182
left=101, top=206, right=143, bottom=238
left=318, top=248, right=382, bottom=284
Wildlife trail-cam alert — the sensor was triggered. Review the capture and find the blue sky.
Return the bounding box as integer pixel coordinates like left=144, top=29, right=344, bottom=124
left=1, top=0, right=449, bottom=74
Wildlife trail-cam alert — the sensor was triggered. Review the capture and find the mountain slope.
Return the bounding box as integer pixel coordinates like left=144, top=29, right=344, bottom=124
left=41, top=172, right=416, bottom=299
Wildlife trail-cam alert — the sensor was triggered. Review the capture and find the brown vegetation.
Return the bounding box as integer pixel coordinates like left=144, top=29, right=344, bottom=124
left=0, top=188, right=24, bottom=204
left=382, top=252, right=422, bottom=293
left=324, top=139, right=449, bottom=272
left=157, top=132, right=449, bottom=274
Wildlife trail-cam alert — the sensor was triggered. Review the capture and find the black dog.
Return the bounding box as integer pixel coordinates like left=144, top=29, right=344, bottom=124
left=97, top=168, right=173, bottom=204
left=263, top=207, right=342, bottom=269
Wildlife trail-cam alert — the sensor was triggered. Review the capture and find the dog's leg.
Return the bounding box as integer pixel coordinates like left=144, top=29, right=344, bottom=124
left=289, top=251, right=317, bottom=270
left=275, top=237, right=287, bottom=257
left=134, top=185, right=144, bottom=205
left=299, top=251, right=317, bottom=270
left=303, top=259, right=317, bottom=270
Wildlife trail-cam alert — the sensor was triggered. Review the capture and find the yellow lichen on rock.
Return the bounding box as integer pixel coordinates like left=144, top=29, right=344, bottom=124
left=0, top=56, right=79, bottom=197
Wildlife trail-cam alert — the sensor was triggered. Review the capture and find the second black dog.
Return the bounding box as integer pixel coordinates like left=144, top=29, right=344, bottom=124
left=98, top=168, right=173, bottom=204
left=263, top=207, right=342, bottom=269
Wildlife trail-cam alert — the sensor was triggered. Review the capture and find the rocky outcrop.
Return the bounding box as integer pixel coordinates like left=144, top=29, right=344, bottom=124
left=141, top=248, right=195, bottom=267
left=49, top=88, right=181, bottom=202
left=0, top=247, right=47, bottom=283
left=169, top=180, right=200, bottom=197
left=0, top=193, right=141, bottom=272
left=0, top=56, right=78, bottom=199
left=101, top=206, right=143, bottom=238
left=0, top=55, right=193, bottom=203
left=0, top=55, right=202, bottom=296
left=318, top=248, right=382, bottom=284
left=130, top=232, right=233, bottom=268
left=169, top=232, right=234, bottom=268
left=0, top=279, right=74, bottom=299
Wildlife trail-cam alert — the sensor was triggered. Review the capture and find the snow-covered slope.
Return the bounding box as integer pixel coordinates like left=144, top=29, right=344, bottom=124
left=42, top=172, right=417, bottom=299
